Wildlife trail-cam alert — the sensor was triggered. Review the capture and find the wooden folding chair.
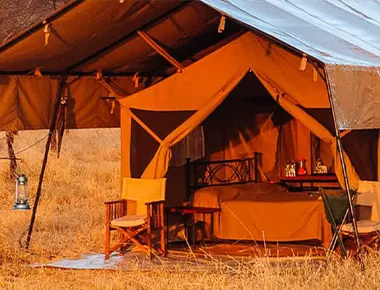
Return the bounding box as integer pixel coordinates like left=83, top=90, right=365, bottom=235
left=105, top=177, right=166, bottom=260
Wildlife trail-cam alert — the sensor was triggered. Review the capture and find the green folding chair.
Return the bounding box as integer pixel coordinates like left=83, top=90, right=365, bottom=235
left=320, top=189, right=349, bottom=258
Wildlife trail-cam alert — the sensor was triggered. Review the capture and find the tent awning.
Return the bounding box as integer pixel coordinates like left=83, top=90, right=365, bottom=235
left=0, top=0, right=243, bottom=76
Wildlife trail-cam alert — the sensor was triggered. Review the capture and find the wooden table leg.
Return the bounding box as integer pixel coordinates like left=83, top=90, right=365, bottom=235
left=165, top=210, right=169, bottom=246
left=211, top=212, right=214, bottom=239
left=192, top=214, right=196, bottom=246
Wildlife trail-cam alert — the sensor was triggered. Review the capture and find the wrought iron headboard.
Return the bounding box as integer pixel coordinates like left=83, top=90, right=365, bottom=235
left=185, top=152, right=262, bottom=200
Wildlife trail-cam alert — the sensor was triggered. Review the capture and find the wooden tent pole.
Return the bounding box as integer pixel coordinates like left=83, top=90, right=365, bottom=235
left=6, top=131, right=17, bottom=179
left=137, top=30, right=183, bottom=72
left=323, top=67, right=361, bottom=250
left=25, top=76, right=66, bottom=249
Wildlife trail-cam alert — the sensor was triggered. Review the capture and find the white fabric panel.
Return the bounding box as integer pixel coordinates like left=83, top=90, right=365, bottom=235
left=357, top=180, right=380, bottom=222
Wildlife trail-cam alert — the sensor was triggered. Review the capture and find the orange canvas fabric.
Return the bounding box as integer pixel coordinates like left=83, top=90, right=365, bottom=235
left=256, top=74, right=359, bottom=189
left=141, top=70, right=247, bottom=178
left=119, top=32, right=358, bottom=188
left=215, top=113, right=279, bottom=181
left=0, top=76, right=128, bottom=130
left=193, top=184, right=332, bottom=247
left=122, top=177, right=166, bottom=215
left=0, top=77, right=18, bottom=130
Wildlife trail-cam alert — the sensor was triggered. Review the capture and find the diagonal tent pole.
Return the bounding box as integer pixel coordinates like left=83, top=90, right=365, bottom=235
left=323, top=67, right=361, bottom=251
left=25, top=76, right=67, bottom=249
left=137, top=30, right=183, bottom=72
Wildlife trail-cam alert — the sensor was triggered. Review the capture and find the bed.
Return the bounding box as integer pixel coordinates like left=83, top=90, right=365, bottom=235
left=186, top=155, right=332, bottom=247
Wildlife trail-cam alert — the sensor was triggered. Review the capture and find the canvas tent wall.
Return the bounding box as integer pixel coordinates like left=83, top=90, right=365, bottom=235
left=119, top=32, right=363, bottom=190
left=0, top=0, right=379, bottom=191
left=1, top=0, right=379, bottom=250
left=0, top=0, right=245, bottom=132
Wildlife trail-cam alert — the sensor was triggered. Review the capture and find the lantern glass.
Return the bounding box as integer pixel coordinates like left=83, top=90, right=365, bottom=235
left=14, top=174, right=30, bottom=210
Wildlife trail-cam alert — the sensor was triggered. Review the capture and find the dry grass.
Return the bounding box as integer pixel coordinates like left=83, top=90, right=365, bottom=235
left=1, top=129, right=380, bottom=290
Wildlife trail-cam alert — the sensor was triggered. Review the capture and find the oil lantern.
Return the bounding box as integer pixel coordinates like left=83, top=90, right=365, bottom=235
left=13, top=174, right=31, bottom=210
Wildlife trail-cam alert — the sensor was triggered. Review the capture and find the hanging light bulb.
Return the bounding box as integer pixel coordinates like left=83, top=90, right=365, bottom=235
left=13, top=174, right=30, bottom=210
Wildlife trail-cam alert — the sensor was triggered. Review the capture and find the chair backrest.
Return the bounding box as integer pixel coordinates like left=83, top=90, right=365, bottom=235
left=320, top=189, right=348, bottom=226
left=122, top=177, right=166, bottom=215
left=356, top=181, right=380, bottom=221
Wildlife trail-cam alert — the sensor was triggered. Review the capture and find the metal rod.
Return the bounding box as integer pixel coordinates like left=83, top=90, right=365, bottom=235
left=0, top=70, right=166, bottom=77
left=327, top=206, right=350, bottom=261
left=0, top=157, right=22, bottom=160
left=25, top=76, right=67, bottom=249
left=323, top=67, right=361, bottom=249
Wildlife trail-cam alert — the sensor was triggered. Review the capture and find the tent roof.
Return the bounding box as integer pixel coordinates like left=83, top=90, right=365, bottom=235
left=0, top=0, right=244, bottom=76
left=201, top=0, right=380, bottom=66
left=0, top=0, right=379, bottom=77
left=1, top=0, right=380, bottom=130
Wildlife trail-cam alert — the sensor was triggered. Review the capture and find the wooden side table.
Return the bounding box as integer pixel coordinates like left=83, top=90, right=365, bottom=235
left=166, top=207, right=220, bottom=246
left=279, top=174, right=340, bottom=191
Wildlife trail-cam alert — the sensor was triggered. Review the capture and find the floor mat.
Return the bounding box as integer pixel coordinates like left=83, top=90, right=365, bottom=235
left=33, top=242, right=326, bottom=270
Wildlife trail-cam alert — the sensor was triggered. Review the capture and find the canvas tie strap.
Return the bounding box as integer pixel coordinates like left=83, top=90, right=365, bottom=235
left=42, top=20, right=51, bottom=46
left=218, top=15, right=226, bottom=33
left=34, top=68, right=42, bottom=77
left=313, top=67, right=318, bottom=82
left=95, top=70, right=102, bottom=80
left=133, top=73, right=140, bottom=88
left=299, top=53, right=307, bottom=71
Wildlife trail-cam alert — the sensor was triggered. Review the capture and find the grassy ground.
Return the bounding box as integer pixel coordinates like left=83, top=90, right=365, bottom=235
left=0, top=130, right=380, bottom=290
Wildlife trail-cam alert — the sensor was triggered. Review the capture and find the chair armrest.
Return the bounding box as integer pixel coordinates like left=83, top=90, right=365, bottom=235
left=105, top=199, right=125, bottom=205
left=145, top=201, right=165, bottom=228
left=145, top=200, right=165, bottom=206
left=105, top=199, right=127, bottom=224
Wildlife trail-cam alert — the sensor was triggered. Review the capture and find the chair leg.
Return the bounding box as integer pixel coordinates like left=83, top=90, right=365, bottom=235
left=160, top=203, right=166, bottom=256
left=105, top=225, right=110, bottom=259
left=161, top=225, right=166, bottom=257
left=147, top=225, right=152, bottom=260
left=119, top=231, right=126, bottom=255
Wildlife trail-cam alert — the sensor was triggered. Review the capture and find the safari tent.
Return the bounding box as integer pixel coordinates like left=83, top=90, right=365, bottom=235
left=1, top=0, right=380, bottom=250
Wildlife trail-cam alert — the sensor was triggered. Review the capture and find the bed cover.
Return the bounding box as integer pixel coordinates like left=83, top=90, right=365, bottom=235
left=192, top=183, right=332, bottom=247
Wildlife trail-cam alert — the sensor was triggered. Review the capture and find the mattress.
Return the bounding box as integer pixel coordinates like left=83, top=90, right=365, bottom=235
left=192, top=182, right=332, bottom=247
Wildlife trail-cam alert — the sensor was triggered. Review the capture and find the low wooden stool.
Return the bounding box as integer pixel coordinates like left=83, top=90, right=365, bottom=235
left=166, top=207, right=220, bottom=246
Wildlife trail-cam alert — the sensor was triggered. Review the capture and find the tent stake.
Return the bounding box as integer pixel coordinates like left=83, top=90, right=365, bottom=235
left=323, top=67, right=361, bottom=252
left=25, top=76, right=67, bottom=249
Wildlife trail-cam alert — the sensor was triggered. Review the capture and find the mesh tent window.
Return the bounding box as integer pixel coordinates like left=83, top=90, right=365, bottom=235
left=170, top=125, right=205, bottom=167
